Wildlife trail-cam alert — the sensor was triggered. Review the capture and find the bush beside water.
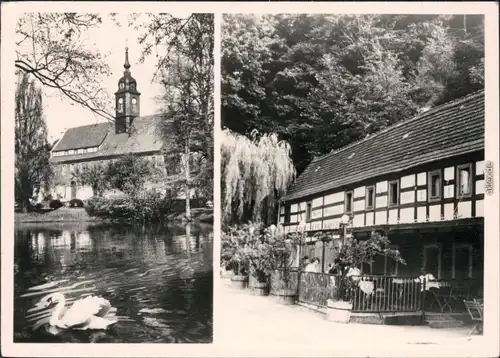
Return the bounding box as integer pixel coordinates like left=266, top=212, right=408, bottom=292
left=49, top=200, right=63, bottom=210
left=69, top=199, right=84, bottom=208
left=85, top=193, right=174, bottom=222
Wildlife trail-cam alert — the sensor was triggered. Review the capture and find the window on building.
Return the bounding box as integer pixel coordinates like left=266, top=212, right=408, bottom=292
left=345, top=191, right=353, bottom=214
left=386, top=245, right=400, bottom=276
left=457, top=164, right=472, bottom=198
left=424, top=244, right=441, bottom=280
left=453, top=244, right=473, bottom=279
left=389, top=180, right=399, bottom=206
left=284, top=205, right=291, bottom=224
left=132, top=98, right=138, bottom=112
left=118, top=98, right=124, bottom=112
left=428, top=170, right=441, bottom=201
left=306, top=202, right=312, bottom=221
left=366, top=186, right=375, bottom=209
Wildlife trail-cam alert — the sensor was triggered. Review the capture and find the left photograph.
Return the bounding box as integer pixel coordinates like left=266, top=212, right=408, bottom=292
left=13, top=13, right=214, bottom=343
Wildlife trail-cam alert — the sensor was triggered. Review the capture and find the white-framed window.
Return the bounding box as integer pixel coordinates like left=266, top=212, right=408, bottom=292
left=423, top=243, right=442, bottom=280
left=388, top=180, right=399, bottom=206
left=457, top=163, right=473, bottom=198
left=132, top=97, right=138, bottom=112
left=366, top=185, right=375, bottom=210
left=452, top=243, right=473, bottom=279
left=345, top=191, right=353, bottom=214
left=118, top=97, right=124, bottom=112
left=428, top=170, right=442, bottom=202
left=306, top=201, right=312, bottom=221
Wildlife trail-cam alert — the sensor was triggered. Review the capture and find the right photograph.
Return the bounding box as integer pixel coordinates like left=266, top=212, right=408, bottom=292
left=220, top=14, right=485, bottom=344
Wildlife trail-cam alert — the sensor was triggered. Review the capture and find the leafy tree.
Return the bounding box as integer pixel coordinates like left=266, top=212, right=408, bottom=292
left=324, top=231, right=406, bottom=302
left=136, top=13, right=214, bottom=220
left=15, top=73, right=51, bottom=212
left=105, top=155, right=156, bottom=198
left=76, top=163, right=108, bottom=197
left=222, top=14, right=484, bottom=174
left=221, top=129, right=295, bottom=225
left=15, top=13, right=113, bottom=120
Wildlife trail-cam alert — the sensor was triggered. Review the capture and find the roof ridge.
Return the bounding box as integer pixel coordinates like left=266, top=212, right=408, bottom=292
left=311, top=89, right=485, bottom=164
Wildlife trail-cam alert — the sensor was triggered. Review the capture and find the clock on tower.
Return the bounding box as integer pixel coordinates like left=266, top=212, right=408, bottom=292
left=114, top=47, right=141, bottom=134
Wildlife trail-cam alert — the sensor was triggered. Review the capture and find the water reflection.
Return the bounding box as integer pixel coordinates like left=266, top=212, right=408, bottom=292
left=14, top=222, right=213, bottom=343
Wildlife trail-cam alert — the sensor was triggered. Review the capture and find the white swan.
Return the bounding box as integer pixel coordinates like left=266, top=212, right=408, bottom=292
left=41, top=293, right=118, bottom=330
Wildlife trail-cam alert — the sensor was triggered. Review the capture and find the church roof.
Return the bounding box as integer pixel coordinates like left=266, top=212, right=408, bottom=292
left=50, top=114, right=167, bottom=163
left=282, top=90, right=485, bottom=202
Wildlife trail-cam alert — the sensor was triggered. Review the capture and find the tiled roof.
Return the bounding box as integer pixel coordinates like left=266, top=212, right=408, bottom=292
left=283, top=90, right=485, bottom=202
left=50, top=114, right=168, bottom=163
left=52, top=123, right=109, bottom=151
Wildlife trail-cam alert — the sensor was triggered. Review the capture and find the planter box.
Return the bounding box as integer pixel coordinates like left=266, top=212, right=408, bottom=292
left=273, top=288, right=296, bottom=305
left=326, top=299, right=353, bottom=323
left=230, top=275, right=248, bottom=289
left=249, top=282, right=269, bottom=296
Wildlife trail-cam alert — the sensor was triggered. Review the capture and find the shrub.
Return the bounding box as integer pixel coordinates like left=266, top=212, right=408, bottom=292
left=69, top=199, right=84, bottom=208
left=49, top=199, right=63, bottom=210
left=85, top=193, right=173, bottom=222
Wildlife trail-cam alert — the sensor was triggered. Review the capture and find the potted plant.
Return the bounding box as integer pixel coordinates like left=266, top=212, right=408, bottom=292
left=223, top=224, right=253, bottom=289
left=326, top=230, right=406, bottom=323
left=246, top=224, right=274, bottom=296
left=220, top=230, right=237, bottom=280
left=268, top=225, right=301, bottom=305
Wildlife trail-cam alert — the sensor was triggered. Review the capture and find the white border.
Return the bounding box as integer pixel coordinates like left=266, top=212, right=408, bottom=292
left=2, top=2, right=499, bottom=357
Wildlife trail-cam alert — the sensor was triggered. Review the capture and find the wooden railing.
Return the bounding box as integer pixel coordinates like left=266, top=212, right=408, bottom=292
left=269, top=269, right=299, bottom=295
left=270, top=270, right=426, bottom=313
left=349, top=275, right=423, bottom=312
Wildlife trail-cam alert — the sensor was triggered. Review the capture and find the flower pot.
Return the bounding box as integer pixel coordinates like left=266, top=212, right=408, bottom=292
left=220, top=268, right=232, bottom=279
left=273, top=288, right=296, bottom=305
left=230, top=274, right=248, bottom=289
left=326, top=299, right=353, bottom=323
left=250, top=281, right=269, bottom=296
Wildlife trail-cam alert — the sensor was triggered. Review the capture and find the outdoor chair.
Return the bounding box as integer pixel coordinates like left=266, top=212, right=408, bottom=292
left=442, top=281, right=471, bottom=312
left=463, top=300, right=483, bottom=336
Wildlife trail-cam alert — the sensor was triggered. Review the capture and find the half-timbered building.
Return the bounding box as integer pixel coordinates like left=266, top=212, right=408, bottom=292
left=280, top=90, right=484, bottom=289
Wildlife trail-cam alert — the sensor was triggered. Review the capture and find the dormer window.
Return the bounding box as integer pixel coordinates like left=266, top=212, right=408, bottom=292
left=119, top=82, right=124, bottom=89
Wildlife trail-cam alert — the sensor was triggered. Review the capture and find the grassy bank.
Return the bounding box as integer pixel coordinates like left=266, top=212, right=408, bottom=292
left=15, top=207, right=213, bottom=224
left=15, top=208, right=101, bottom=223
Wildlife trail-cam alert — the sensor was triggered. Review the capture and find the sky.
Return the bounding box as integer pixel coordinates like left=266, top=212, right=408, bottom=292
left=35, top=14, right=166, bottom=141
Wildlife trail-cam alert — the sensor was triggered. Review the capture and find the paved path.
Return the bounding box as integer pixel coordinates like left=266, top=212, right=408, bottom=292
left=217, top=279, right=475, bottom=354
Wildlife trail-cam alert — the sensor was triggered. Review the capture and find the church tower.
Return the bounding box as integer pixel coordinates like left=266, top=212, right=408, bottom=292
left=115, top=47, right=141, bottom=134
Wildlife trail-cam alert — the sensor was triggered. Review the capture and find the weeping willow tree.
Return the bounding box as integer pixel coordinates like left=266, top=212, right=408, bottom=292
left=221, top=129, right=296, bottom=225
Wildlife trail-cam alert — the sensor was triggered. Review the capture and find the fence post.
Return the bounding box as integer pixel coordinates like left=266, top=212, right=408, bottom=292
left=321, top=240, right=326, bottom=273
left=421, top=278, right=426, bottom=315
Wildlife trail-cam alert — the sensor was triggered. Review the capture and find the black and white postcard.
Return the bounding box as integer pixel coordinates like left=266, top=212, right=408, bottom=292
left=1, top=2, right=498, bottom=358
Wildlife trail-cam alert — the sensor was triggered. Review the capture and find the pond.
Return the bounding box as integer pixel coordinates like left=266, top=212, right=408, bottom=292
left=14, top=222, right=213, bottom=343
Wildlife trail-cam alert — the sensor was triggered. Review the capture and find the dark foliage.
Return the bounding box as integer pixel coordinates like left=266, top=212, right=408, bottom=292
left=222, top=14, right=484, bottom=174
left=49, top=200, right=63, bottom=210
left=69, top=199, right=84, bottom=208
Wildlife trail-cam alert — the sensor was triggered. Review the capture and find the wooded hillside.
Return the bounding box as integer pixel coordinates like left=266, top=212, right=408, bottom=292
left=222, top=14, right=484, bottom=174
